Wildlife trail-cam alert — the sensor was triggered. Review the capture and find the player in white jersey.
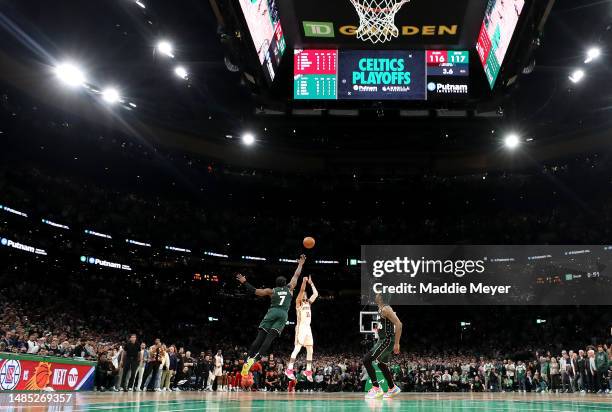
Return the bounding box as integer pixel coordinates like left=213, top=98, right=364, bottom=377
left=214, top=350, right=225, bottom=391
left=285, top=276, right=318, bottom=382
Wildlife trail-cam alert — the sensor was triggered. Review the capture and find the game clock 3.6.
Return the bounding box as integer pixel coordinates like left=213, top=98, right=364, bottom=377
left=294, top=49, right=469, bottom=101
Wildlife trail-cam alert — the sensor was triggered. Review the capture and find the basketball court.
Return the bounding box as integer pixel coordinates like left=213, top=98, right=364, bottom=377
left=1, top=392, right=610, bottom=411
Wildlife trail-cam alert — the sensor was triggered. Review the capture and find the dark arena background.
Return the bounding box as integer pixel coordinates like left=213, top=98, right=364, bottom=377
left=1, top=0, right=612, bottom=410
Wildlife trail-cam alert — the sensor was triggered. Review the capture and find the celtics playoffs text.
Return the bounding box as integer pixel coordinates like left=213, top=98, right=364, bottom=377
left=370, top=257, right=511, bottom=296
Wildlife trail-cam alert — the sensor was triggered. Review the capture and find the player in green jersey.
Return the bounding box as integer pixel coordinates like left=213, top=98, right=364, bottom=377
left=236, top=254, right=306, bottom=377
left=364, top=292, right=403, bottom=399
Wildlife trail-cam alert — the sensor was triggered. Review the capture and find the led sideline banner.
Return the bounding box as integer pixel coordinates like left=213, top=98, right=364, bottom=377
left=0, top=353, right=95, bottom=391
left=0, top=237, right=47, bottom=256
left=476, top=0, right=525, bottom=88
left=0, top=204, right=28, bottom=218
left=361, top=245, right=612, bottom=306
left=294, top=49, right=469, bottom=100
left=80, top=255, right=132, bottom=271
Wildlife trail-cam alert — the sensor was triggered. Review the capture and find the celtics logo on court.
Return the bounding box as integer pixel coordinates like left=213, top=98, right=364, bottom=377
left=0, top=359, right=22, bottom=390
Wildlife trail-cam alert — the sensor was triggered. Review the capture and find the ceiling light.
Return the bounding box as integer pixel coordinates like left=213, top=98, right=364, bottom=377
left=242, top=133, right=255, bottom=146
left=569, top=69, right=585, bottom=83
left=157, top=40, right=174, bottom=58
left=101, top=87, right=120, bottom=104
left=174, top=66, right=188, bottom=80
left=585, top=47, right=601, bottom=63
left=504, top=134, right=520, bottom=150
left=55, top=63, right=86, bottom=87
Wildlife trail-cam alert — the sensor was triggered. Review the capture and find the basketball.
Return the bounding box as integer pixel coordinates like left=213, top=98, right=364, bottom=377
left=303, top=236, right=315, bottom=249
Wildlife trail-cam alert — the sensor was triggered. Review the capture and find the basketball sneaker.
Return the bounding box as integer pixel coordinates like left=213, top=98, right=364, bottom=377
left=365, top=386, right=384, bottom=399
left=302, top=370, right=313, bottom=382
left=284, top=368, right=296, bottom=380
left=384, top=385, right=401, bottom=398
left=241, top=358, right=255, bottom=377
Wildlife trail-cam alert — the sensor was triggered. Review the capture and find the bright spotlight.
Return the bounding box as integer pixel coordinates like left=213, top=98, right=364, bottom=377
left=174, top=66, right=188, bottom=80
left=242, top=133, right=255, bottom=146
left=504, top=134, right=520, bottom=149
left=157, top=40, right=175, bottom=58
left=585, top=47, right=601, bottom=63
left=101, top=87, right=120, bottom=104
left=135, top=0, right=146, bottom=8
left=569, top=69, right=585, bottom=83
left=55, top=63, right=86, bottom=87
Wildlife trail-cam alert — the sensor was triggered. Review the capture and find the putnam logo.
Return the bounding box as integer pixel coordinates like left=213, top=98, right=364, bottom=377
left=429, top=82, right=468, bottom=94
left=1, top=238, right=47, bottom=255
left=81, top=255, right=132, bottom=271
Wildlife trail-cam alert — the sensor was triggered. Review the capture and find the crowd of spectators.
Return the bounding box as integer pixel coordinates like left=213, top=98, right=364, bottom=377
left=2, top=292, right=611, bottom=394
left=2, top=90, right=612, bottom=395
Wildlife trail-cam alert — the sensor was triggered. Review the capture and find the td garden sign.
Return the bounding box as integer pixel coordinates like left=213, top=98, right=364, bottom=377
left=283, top=0, right=480, bottom=47
left=303, top=22, right=459, bottom=39
left=361, top=245, right=612, bottom=306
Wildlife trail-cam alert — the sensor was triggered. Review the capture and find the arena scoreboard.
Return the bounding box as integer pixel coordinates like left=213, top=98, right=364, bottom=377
left=294, top=49, right=469, bottom=100
left=476, top=0, right=526, bottom=88
left=238, top=0, right=286, bottom=83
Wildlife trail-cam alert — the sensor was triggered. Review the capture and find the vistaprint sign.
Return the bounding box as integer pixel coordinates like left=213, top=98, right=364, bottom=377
left=361, top=245, right=612, bottom=305
left=0, top=237, right=47, bottom=256
left=80, top=256, right=131, bottom=271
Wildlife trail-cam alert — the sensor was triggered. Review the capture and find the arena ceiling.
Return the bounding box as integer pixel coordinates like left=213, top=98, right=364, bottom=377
left=0, top=0, right=611, bottom=172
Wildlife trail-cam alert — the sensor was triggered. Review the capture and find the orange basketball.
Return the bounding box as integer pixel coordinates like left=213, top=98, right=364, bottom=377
left=303, top=236, right=315, bottom=249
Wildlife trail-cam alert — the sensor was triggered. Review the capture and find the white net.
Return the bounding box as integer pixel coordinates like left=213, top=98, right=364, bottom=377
left=349, top=0, right=411, bottom=44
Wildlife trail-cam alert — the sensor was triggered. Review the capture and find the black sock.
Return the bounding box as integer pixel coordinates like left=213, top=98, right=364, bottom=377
left=363, top=352, right=379, bottom=387
left=255, top=330, right=279, bottom=360
left=379, top=362, right=395, bottom=389
left=248, top=329, right=267, bottom=358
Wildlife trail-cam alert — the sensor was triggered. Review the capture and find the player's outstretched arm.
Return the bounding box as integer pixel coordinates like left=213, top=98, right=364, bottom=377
left=308, top=276, right=319, bottom=304
left=296, top=276, right=308, bottom=307
left=236, top=274, right=273, bottom=297
left=288, top=254, right=306, bottom=291
left=382, top=306, right=402, bottom=354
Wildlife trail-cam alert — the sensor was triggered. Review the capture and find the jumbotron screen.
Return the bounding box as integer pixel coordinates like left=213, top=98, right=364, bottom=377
left=476, top=0, right=526, bottom=88
left=238, top=0, right=286, bottom=82
left=294, top=49, right=469, bottom=100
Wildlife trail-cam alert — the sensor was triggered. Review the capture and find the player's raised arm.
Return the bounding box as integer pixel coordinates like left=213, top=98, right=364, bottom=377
left=288, top=254, right=306, bottom=291
left=381, top=306, right=402, bottom=354
left=296, top=276, right=308, bottom=307
left=236, top=274, right=273, bottom=297
left=308, top=276, right=318, bottom=304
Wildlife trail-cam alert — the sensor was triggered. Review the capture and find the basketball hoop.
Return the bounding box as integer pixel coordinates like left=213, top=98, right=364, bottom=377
left=349, top=0, right=411, bottom=44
